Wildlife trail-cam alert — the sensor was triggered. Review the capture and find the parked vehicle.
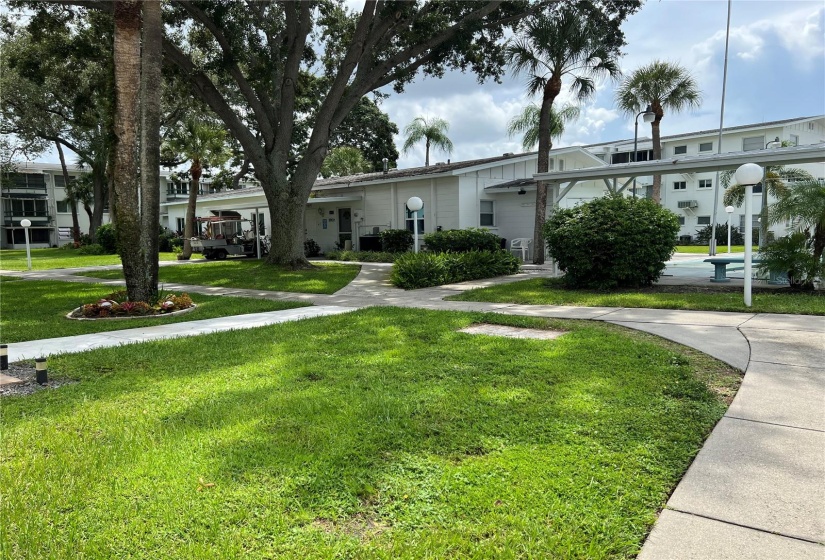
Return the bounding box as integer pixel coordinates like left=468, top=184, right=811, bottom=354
left=190, top=216, right=269, bottom=259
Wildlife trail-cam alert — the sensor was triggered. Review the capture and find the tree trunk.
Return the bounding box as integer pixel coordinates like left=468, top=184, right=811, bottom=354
left=650, top=107, right=663, bottom=204
left=55, top=141, right=81, bottom=244
left=425, top=138, right=430, bottom=167
left=532, top=76, right=560, bottom=265
left=181, top=160, right=201, bottom=259
left=113, top=0, right=162, bottom=303
left=265, top=185, right=309, bottom=268
left=90, top=163, right=107, bottom=239
left=138, top=0, right=163, bottom=299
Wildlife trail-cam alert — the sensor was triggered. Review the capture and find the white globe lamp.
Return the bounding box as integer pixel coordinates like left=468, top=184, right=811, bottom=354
left=406, top=197, right=424, bottom=253
left=20, top=219, right=33, bottom=270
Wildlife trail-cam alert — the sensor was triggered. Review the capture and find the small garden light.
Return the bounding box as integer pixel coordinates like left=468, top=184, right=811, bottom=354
left=1, top=344, right=7, bottom=370
left=35, top=357, right=48, bottom=385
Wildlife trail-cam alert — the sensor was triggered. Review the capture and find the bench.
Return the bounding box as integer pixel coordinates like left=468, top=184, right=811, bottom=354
left=703, top=257, right=788, bottom=284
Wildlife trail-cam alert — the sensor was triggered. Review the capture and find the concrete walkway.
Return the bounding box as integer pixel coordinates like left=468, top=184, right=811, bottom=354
left=2, top=261, right=823, bottom=558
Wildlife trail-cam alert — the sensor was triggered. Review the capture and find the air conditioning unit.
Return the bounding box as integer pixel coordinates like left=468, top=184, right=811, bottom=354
left=677, top=200, right=698, bottom=209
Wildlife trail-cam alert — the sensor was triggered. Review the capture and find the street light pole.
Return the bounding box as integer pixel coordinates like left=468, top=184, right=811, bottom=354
left=760, top=137, right=782, bottom=249
left=735, top=163, right=763, bottom=307
left=632, top=105, right=655, bottom=198
left=406, top=196, right=423, bottom=253
left=725, top=205, right=734, bottom=253
left=20, top=219, right=32, bottom=271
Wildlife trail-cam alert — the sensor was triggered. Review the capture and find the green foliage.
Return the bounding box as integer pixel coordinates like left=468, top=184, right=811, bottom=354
left=326, top=250, right=398, bottom=263
left=695, top=224, right=744, bottom=246
left=319, top=146, right=372, bottom=178
left=304, top=238, right=321, bottom=258
left=331, top=96, right=399, bottom=171
left=424, top=228, right=502, bottom=253
left=507, top=103, right=580, bottom=151
left=402, top=116, right=453, bottom=166
left=158, top=228, right=178, bottom=252
left=76, top=243, right=105, bottom=255
left=379, top=228, right=413, bottom=253
left=391, top=250, right=519, bottom=289
left=95, top=223, right=117, bottom=254
left=545, top=196, right=679, bottom=289
left=757, top=233, right=823, bottom=291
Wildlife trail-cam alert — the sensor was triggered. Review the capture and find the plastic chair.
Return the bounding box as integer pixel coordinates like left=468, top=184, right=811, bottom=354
left=510, top=238, right=532, bottom=261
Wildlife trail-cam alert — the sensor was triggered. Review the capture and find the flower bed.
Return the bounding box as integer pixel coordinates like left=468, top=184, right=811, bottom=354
left=68, top=290, right=196, bottom=320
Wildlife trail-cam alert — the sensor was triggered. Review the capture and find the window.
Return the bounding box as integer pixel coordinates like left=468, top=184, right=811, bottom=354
left=167, top=182, right=188, bottom=195
left=56, top=200, right=70, bottom=213
left=678, top=216, right=685, bottom=226
left=742, top=136, right=765, bottom=151
left=53, top=175, right=77, bottom=189
left=673, top=181, right=686, bottom=190
left=697, top=216, right=711, bottom=225
left=10, top=199, right=48, bottom=216
left=558, top=159, right=564, bottom=171
left=405, top=206, right=424, bottom=233
left=789, top=134, right=799, bottom=146
left=698, top=179, right=712, bottom=189
left=6, top=228, right=50, bottom=244
left=176, top=217, right=185, bottom=235
left=699, top=142, right=713, bottom=152
left=753, top=182, right=763, bottom=194
left=739, top=214, right=760, bottom=233
left=479, top=200, right=495, bottom=227
left=673, top=145, right=687, bottom=155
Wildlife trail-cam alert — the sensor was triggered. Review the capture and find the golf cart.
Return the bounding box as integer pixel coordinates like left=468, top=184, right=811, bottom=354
left=190, top=215, right=270, bottom=260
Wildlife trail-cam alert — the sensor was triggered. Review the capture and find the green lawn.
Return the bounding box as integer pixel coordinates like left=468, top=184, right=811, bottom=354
left=0, top=248, right=178, bottom=270
left=449, top=278, right=825, bottom=315
left=1, top=308, right=740, bottom=559
left=78, top=260, right=360, bottom=294
left=0, top=277, right=309, bottom=343
left=674, top=245, right=756, bottom=254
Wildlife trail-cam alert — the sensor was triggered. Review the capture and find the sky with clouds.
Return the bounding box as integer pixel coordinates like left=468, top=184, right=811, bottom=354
left=30, top=1, right=824, bottom=170
left=385, top=0, right=825, bottom=168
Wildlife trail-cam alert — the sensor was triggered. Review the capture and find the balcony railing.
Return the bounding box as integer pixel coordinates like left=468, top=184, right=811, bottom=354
left=3, top=211, right=51, bottom=226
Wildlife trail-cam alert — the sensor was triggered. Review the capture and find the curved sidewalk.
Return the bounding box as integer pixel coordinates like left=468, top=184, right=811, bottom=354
left=3, top=263, right=824, bottom=557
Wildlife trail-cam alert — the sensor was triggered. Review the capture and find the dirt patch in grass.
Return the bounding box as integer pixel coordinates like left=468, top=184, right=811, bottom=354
left=311, top=514, right=388, bottom=540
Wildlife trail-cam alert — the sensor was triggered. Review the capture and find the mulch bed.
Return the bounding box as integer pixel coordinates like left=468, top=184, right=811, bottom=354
left=0, top=362, right=75, bottom=397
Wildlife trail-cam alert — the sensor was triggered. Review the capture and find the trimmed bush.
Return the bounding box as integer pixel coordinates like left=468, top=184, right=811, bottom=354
left=391, top=250, right=520, bottom=289
left=379, top=229, right=413, bottom=253
left=326, top=250, right=398, bottom=263
left=304, top=238, right=321, bottom=258
left=544, top=195, right=679, bottom=289
left=757, top=233, right=823, bottom=290
left=423, top=228, right=502, bottom=253
left=95, top=223, right=117, bottom=254
left=158, top=229, right=177, bottom=252
left=77, top=243, right=106, bottom=255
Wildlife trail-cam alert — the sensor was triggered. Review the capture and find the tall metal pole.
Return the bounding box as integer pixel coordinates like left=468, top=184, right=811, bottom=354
left=709, top=0, right=732, bottom=256
left=744, top=185, right=753, bottom=306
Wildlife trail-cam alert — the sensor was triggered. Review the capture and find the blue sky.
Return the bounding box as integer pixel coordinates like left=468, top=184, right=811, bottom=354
left=386, top=0, right=825, bottom=168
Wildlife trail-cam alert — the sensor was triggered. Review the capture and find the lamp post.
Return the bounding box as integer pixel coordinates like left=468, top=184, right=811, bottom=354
left=632, top=104, right=655, bottom=198
left=20, top=218, right=32, bottom=271
left=759, top=136, right=782, bottom=249
left=734, top=163, right=763, bottom=307
left=406, top=196, right=423, bottom=253
left=725, top=205, right=734, bottom=253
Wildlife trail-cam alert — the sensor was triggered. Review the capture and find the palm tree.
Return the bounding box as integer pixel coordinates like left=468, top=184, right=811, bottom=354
left=507, top=103, right=580, bottom=152
left=163, top=118, right=230, bottom=259
left=506, top=8, right=621, bottom=263
left=320, top=146, right=372, bottom=178
left=615, top=61, right=702, bottom=204
left=722, top=167, right=812, bottom=247
left=402, top=117, right=453, bottom=167
left=768, top=178, right=825, bottom=269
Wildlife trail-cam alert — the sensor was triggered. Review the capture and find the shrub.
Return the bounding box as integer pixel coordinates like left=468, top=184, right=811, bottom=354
left=423, top=228, right=502, bottom=253
left=391, top=250, right=519, bottom=289
left=158, top=229, right=177, bottom=252
left=544, top=195, right=679, bottom=290
left=77, top=243, right=106, bottom=255
left=96, top=223, right=117, bottom=254
left=379, top=229, right=413, bottom=253
left=304, top=238, right=321, bottom=258
left=695, top=223, right=744, bottom=246
left=326, top=250, right=397, bottom=263
left=757, top=233, right=823, bottom=290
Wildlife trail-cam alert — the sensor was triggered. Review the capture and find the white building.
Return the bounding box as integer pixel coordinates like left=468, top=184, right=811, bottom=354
left=5, top=115, right=823, bottom=252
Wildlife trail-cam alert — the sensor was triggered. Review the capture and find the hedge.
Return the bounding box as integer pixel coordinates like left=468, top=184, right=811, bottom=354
left=423, top=228, right=502, bottom=253
left=391, top=250, right=519, bottom=289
